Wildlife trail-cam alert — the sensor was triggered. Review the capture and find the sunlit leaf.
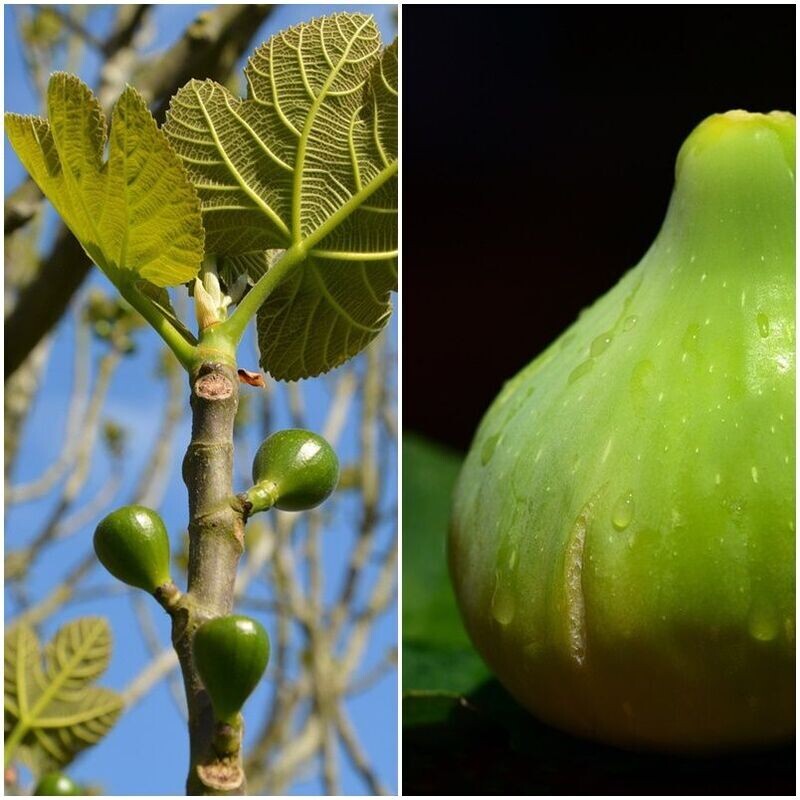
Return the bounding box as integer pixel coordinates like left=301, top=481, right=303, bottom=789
left=5, top=73, right=204, bottom=290
left=4, top=618, right=122, bottom=777
left=164, top=13, right=398, bottom=379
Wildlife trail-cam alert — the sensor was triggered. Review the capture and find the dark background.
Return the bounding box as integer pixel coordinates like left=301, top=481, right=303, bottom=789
left=403, top=5, right=796, bottom=452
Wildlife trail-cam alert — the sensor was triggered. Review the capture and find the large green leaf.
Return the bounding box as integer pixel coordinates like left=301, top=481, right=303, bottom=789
left=164, top=13, right=398, bottom=379
left=5, top=73, right=204, bottom=289
left=4, top=618, right=122, bottom=776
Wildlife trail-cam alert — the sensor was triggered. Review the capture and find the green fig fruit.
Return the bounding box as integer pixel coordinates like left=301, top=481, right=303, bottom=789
left=250, top=429, right=339, bottom=512
left=192, top=614, right=270, bottom=724
left=93, top=505, right=172, bottom=593
left=34, top=772, right=80, bottom=796
left=450, top=111, right=795, bottom=753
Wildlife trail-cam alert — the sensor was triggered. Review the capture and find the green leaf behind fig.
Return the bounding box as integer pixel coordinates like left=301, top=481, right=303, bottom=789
left=5, top=73, right=204, bottom=291
left=4, top=618, right=122, bottom=777
left=402, top=434, right=490, bottom=699
left=164, top=13, right=398, bottom=379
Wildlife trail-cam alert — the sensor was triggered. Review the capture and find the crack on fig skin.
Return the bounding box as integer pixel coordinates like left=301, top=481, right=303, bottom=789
left=564, top=497, right=596, bottom=667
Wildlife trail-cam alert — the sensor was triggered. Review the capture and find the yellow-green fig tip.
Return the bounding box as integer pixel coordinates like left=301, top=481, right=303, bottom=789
left=678, top=109, right=795, bottom=179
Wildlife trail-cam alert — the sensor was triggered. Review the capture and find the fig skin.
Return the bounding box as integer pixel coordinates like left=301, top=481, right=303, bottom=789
left=93, top=505, right=171, bottom=593
left=192, top=615, right=270, bottom=724
left=33, top=773, right=80, bottom=796
left=449, top=112, right=795, bottom=753
left=251, top=429, right=339, bottom=512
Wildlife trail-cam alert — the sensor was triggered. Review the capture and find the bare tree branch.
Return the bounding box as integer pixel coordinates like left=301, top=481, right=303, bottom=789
left=7, top=309, right=92, bottom=502
left=335, top=707, right=388, bottom=796
left=122, top=648, right=180, bottom=708
left=44, top=6, right=106, bottom=53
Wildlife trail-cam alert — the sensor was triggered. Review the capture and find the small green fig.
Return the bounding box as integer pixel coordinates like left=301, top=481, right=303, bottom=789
left=192, top=615, right=270, bottom=724
left=34, top=772, right=80, bottom=796
left=450, top=111, right=795, bottom=753
left=250, top=429, right=339, bottom=512
left=93, top=505, right=171, bottom=592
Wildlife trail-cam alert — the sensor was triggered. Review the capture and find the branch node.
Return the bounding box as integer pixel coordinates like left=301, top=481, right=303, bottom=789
left=154, top=581, right=185, bottom=615
left=195, top=369, right=234, bottom=401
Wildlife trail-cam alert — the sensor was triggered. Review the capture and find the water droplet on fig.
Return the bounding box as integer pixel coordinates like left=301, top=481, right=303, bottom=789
left=749, top=607, right=779, bottom=642
left=590, top=332, right=613, bottom=357
left=623, top=315, right=638, bottom=331
left=568, top=359, right=594, bottom=384
left=629, top=359, right=655, bottom=404
left=611, top=491, right=635, bottom=531
left=491, top=571, right=515, bottom=625
left=682, top=323, right=701, bottom=351
left=481, top=434, right=500, bottom=465
left=756, top=312, right=770, bottom=338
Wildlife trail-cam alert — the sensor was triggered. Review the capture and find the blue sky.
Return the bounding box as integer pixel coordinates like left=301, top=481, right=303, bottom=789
left=4, top=5, right=398, bottom=795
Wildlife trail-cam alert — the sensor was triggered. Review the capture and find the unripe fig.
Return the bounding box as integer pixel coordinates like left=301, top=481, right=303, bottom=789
left=93, top=505, right=171, bottom=592
left=450, top=111, right=795, bottom=753
left=34, top=772, right=80, bottom=796
left=250, top=429, right=339, bottom=512
left=193, top=615, right=270, bottom=724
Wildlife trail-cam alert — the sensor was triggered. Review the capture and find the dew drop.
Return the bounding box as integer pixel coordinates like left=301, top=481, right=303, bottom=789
left=491, top=573, right=515, bottom=625
left=507, top=547, right=517, bottom=571
left=568, top=359, right=594, bottom=384
left=559, top=332, right=576, bottom=351
left=623, top=315, right=638, bottom=331
left=629, top=359, right=655, bottom=403
left=611, top=491, right=635, bottom=531
left=749, top=606, right=779, bottom=642
left=682, top=323, right=700, bottom=351
left=751, top=466, right=759, bottom=484
left=481, top=433, right=501, bottom=465
left=590, top=332, right=614, bottom=357
left=756, top=313, right=770, bottom=338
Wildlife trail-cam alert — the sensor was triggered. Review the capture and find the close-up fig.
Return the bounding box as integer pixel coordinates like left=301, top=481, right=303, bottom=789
left=248, top=429, right=339, bottom=512
left=93, top=505, right=172, bottom=593
left=33, top=772, right=80, bottom=796
left=450, top=111, right=795, bottom=753
left=192, top=614, right=270, bottom=725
